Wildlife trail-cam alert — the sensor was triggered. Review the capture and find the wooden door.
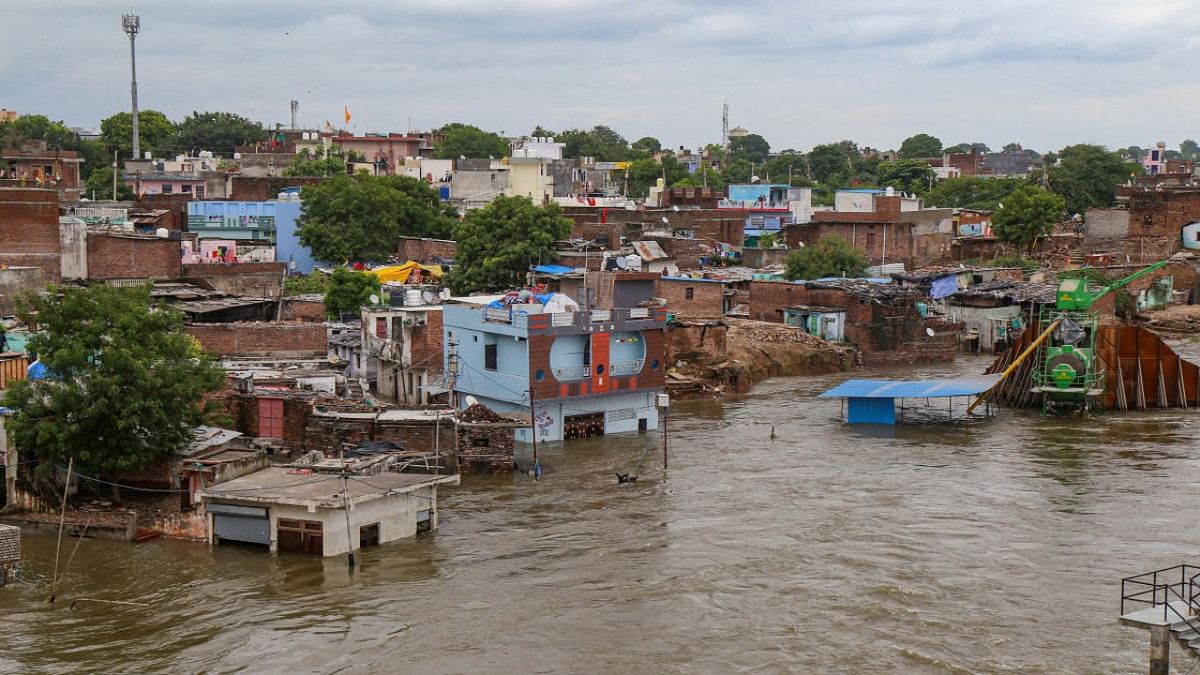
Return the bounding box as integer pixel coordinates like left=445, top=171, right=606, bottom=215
left=258, top=398, right=284, bottom=438
left=591, top=333, right=610, bottom=393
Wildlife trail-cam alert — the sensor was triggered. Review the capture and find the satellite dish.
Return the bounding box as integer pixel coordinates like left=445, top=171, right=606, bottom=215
left=421, top=289, right=439, bottom=304
left=369, top=294, right=380, bottom=305
left=439, top=288, right=452, bottom=300
left=615, top=257, right=629, bottom=270
left=662, top=216, right=669, bottom=224
left=925, top=328, right=935, bottom=337
left=672, top=205, right=680, bottom=212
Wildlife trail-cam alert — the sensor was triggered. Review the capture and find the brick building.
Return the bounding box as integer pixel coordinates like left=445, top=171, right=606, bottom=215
left=362, top=302, right=445, bottom=404
left=657, top=276, right=726, bottom=318
left=397, top=236, right=457, bottom=263
left=182, top=262, right=286, bottom=299
left=785, top=195, right=955, bottom=270
left=86, top=231, right=182, bottom=280
left=748, top=280, right=957, bottom=366
left=0, top=187, right=62, bottom=280
left=561, top=206, right=746, bottom=248
left=1, top=140, right=83, bottom=195
left=185, top=322, right=327, bottom=357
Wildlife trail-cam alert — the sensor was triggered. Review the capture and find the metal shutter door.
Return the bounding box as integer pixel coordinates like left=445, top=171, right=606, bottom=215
left=213, top=514, right=270, bottom=545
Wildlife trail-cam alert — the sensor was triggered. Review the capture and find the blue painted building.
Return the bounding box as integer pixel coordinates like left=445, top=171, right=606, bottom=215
left=187, top=199, right=316, bottom=274
left=444, top=297, right=668, bottom=442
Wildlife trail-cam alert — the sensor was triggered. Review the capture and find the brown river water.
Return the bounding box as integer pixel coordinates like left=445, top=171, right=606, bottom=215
left=2, top=356, right=1198, bottom=674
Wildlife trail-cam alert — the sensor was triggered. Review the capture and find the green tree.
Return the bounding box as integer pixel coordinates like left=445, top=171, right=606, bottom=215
left=1181, top=139, right=1200, bottom=160
left=284, top=272, right=331, bottom=297
left=78, top=139, right=109, bottom=181
left=448, top=196, right=572, bottom=294
left=101, top=110, right=175, bottom=158
left=284, top=147, right=348, bottom=177
left=0, top=114, right=80, bottom=151
left=877, top=159, right=935, bottom=194
left=946, top=142, right=990, bottom=154
left=557, top=126, right=630, bottom=161
left=992, top=186, right=1066, bottom=251
left=808, top=142, right=857, bottom=183
left=1047, top=144, right=1139, bottom=216
left=721, top=159, right=754, bottom=184
left=784, top=236, right=869, bottom=281
left=922, top=176, right=1026, bottom=210
left=435, top=122, right=508, bottom=159
left=762, top=152, right=808, bottom=185
left=530, top=125, right=555, bottom=138
left=898, top=133, right=943, bottom=159
left=324, top=268, right=380, bottom=319
left=3, top=284, right=226, bottom=481
left=84, top=166, right=134, bottom=200
left=297, top=175, right=458, bottom=263
left=674, top=165, right=726, bottom=190
left=632, top=136, right=662, bottom=153
left=173, top=111, right=267, bottom=154
left=729, top=133, right=771, bottom=165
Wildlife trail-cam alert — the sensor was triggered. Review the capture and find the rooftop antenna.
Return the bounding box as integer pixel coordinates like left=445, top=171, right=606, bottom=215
left=122, top=12, right=141, bottom=159
left=290, top=100, right=299, bottom=130
left=721, top=99, right=729, bottom=149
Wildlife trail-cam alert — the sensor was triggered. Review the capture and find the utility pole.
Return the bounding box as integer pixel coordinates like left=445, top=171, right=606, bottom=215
left=111, top=150, right=118, bottom=199
left=528, top=385, right=540, bottom=480
left=339, top=447, right=356, bottom=570
left=290, top=100, right=299, bottom=130
left=122, top=13, right=141, bottom=160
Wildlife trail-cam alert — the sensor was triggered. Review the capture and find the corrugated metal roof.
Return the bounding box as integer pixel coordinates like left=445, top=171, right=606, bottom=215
left=631, top=240, right=669, bottom=261
left=818, top=375, right=1001, bottom=399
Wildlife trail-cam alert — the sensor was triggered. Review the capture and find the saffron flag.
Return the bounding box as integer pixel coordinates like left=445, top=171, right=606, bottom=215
left=344, top=105, right=352, bottom=124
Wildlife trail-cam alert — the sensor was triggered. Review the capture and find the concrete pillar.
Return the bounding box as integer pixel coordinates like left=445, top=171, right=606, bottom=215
left=1150, top=624, right=1170, bottom=675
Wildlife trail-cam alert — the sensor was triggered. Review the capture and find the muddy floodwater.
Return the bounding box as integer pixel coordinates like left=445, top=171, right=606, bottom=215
left=3, top=357, right=1198, bottom=674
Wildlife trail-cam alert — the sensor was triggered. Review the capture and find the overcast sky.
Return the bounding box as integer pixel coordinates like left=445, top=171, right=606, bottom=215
left=3, top=0, right=1197, bottom=154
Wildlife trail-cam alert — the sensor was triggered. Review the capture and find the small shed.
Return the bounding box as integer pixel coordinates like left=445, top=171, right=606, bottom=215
left=819, top=375, right=1001, bottom=424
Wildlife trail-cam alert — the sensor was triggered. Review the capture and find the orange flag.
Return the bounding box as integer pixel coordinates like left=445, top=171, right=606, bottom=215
left=344, top=105, right=352, bottom=124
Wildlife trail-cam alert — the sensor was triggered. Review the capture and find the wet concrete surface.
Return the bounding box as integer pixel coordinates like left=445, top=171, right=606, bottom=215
left=1, top=356, right=1196, bottom=674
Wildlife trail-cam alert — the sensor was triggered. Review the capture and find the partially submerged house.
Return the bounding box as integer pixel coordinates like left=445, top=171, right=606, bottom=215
left=198, top=466, right=458, bottom=556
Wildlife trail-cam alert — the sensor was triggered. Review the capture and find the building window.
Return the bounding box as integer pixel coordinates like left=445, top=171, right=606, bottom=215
left=182, top=184, right=192, bottom=193
left=376, top=317, right=387, bottom=338
left=484, top=343, right=498, bottom=371
left=472, top=436, right=490, bottom=447
left=685, top=287, right=694, bottom=300
left=162, top=184, right=173, bottom=194
left=196, top=185, right=205, bottom=198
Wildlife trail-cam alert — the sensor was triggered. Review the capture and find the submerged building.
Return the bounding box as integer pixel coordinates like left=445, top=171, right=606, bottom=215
left=443, top=290, right=667, bottom=442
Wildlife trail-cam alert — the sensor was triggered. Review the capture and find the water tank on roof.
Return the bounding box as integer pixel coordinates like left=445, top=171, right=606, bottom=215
left=199, top=150, right=213, bottom=159
left=144, top=151, right=151, bottom=160
left=405, top=289, right=423, bottom=306
left=155, top=227, right=169, bottom=238
left=885, top=186, right=895, bottom=197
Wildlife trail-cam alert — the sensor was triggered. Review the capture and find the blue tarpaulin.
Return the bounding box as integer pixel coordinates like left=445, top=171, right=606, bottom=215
left=532, top=265, right=576, bottom=275
left=930, top=275, right=959, bottom=299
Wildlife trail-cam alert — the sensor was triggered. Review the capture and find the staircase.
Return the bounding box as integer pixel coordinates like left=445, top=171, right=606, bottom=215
left=1120, top=565, right=1200, bottom=671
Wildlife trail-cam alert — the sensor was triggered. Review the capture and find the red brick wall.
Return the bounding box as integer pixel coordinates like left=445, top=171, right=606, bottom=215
left=396, top=237, right=456, bottom=262
left=528, top=326, right=666, bottom=401
left=654, top=237, right=714, bottom=268
left=563, top=207, right=746, bottom=246
left=0, top=188, right=61, bottom=280
left=182, top=262, right=285, bottom=298
left=657, top=278, right=724, bottom=318
left=134, top=193, right=192, bottom=231
left=281, top=297, right=326, bottom=322
left=410, top=310, right=444, bottom=375
left=87, top=233, right=182, bottom=280
left=186, top=322, right=327, bottom=356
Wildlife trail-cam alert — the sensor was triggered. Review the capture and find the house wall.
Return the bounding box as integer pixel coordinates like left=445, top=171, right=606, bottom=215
left=281, top=297, right=326, bottom=322
left=0, top=267, right=45, bottom=315
left=86, top=233, right=182, bottom=280
left=657, top=278, right=725, bottom=318
left=229, top=176, right=326, bottom=202
left=0, top=188, right=61, bottom=281
left=182, top=261, right=286, bottom=298
left=186, top=322, right=327, bottom=356
left=396, top=236, right=456, bottom=263
left=945, top=305, right=1023, bottom=352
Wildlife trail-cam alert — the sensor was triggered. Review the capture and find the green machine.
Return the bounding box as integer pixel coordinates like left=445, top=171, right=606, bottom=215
left=1032, top=260, right=1169, bottom=413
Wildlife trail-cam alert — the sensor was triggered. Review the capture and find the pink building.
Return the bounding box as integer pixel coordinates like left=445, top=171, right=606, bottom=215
left=1143, top=142, right=1168, bottom=176
left=126, top=173, right=208, bottom=198
left=334, top=134, right=431, bottom=175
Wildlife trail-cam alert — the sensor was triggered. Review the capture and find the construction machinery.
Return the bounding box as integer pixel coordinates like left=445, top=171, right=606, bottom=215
left=1031, top=260, right=1169, bottom=414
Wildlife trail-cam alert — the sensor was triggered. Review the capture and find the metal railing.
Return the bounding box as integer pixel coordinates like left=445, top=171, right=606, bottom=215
left=553, top=364, right=590, bottom=380
left=1121, top=564, right=1200, bottom=635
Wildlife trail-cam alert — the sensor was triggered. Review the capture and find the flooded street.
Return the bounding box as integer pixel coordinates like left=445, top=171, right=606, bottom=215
left=3, top=356, right=1198, bottom=674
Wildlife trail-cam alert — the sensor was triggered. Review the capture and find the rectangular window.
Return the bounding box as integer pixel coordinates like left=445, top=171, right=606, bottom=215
left=484, top=343, right=498, bottom=371
left=376, top=317, right=387, bottom=338
left=196, top=185, right=205, bottom=198
left=182, top=184, right=192, bottom=193
left=685, top=287, right=695, bottom=300
left=162, top=184, right=173, bottom=194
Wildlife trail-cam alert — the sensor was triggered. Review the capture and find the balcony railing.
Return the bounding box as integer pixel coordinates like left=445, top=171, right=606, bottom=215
left=553, top=364, right=590, bottom=380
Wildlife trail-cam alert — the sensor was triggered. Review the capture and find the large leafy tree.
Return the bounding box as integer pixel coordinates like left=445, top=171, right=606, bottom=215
left=3, top=284, right=226, bottom=479
left=435, top=123, right=508, bottom=159
left=807, top=142, right=859, bottom=183
left=557, top=125, right=630, bottom=161
left=992, top=186, right=1066, bottom=251
left=631, top=136, right=661, bottom=153
left=101, top=110, right=175, bottom=158
left=448, top=196, right=571, bottom=294
left=898, top=133, right=943, bottom=159
left=84, top=166, right=134, bottom=200
left=1180, top=139, right=1200, bottom=160
left=762, top=151, right=808, bottom=185
left=1047, top=144, right=1139, bottom=216
left=324, top=268, right=380, bottom=319
left=728, top=133, right=771, bottom=165
left=784, top=235, right=869, bottom=281
left=173, top=111, right=267, bottom=155
left=922, top=176, right=1026, bottom=210
left=945, top=142, right=990, bottom=155
left=297, top=175, right=458, bottom=263
left=0, top=114, right=80, bottom=151
left=877, top=159, right=935, bottom=194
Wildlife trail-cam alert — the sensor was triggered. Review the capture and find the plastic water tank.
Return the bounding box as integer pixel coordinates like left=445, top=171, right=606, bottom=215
left=155, top=227, right=169, bottom=238
left=885, top=186, right=896, bottom=197
left=405, top=289, right=423, bottom=306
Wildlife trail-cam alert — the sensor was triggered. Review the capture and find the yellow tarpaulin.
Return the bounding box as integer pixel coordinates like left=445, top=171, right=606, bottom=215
left=368, top=262, right=444, bottom=284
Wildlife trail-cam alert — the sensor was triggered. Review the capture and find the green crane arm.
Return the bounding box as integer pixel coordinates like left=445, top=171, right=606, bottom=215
left=1097, top=260, right=1168, bottom=299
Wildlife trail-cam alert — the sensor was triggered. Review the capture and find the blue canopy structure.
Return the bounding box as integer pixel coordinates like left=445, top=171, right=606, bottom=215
left=819, top=375, right=1001, bottom=424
